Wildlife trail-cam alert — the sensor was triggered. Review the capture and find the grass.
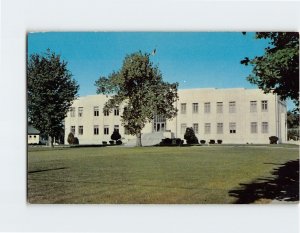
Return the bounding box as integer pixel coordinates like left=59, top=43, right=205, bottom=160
left=27, top=145, right=299, bottom=204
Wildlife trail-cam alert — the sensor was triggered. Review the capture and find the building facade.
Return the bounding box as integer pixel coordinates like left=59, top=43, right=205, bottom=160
left=64, top=88, right=287, bottom=145
left=28, top=124, right=40, bottom=144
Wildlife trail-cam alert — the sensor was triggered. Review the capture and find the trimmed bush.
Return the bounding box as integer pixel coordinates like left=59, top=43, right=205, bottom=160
left=200, top=140, right=206, bottom=144
left=116, top=140, right=122, bottom=145
left=217, top=140, right=222, bottom=144
left=269, top=136, right=279, bottom=144
left=184, top=127, right=199, bottom=144
left=159, top=138, right=182, bottom=146
left=102, top=141, right=107, bottom=145
left=209, top=140, right=215, bottom=144
left=73, top=137, right=79, bottom=145
left=109, top=140, right=114, bottom=145
left=111, top=129, right=121, bottom=143
left=67, top=132, right=75, bottom=145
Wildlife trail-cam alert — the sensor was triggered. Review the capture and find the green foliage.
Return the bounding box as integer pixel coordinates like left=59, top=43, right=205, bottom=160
left=287, top=111, right=299, bottom=129
left=241, top=32, right=299, bottom=111
left=111, top=129, right=121, bottom=142
left=116, top=140, right=122, bottom=145
left=288, top=129, right=299, bottom=141
left=159, top=138, right=183, bottom=146
left=27, top=49, right=79, bottom=146
left=95, top=51, right=178, bottom=146
left=269, top=136, right=279, bottom=144
left=73, top=137, right=79, bottom=145
left=184, top=127, right=199, bottom=144
left=67, top=132, right=75, bottom=145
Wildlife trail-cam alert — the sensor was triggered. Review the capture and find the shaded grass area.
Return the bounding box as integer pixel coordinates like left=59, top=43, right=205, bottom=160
left=27, top=145, right=299, bottom=204
left=229, top=159, right=299, bottom=203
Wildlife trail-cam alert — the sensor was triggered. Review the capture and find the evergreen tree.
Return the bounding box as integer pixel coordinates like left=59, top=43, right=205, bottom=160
left=184, top=127, right=199, bottom=144
left=111, top=129, right=121, bottom=143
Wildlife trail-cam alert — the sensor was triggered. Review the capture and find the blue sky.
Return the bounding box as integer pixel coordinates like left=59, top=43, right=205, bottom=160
left=27, top=32, right=294, bottom=109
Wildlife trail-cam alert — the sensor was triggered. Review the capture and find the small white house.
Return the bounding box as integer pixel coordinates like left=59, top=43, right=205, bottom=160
left=28, top=124, right=40, bottom=144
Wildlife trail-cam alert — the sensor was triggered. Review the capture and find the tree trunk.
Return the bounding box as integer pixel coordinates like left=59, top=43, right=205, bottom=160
left=48, top=135, right=54, bottom=148
left=136, top=131, right=142, bottom=147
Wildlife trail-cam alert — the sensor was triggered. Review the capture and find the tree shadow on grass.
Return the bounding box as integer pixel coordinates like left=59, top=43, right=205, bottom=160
left=229, top=159, right=299, bottom=204
left=28, top=167, right=68, bottom=174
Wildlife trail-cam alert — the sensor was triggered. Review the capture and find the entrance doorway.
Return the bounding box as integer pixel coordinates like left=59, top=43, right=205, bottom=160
left=153, top=115, right=166, bottom=132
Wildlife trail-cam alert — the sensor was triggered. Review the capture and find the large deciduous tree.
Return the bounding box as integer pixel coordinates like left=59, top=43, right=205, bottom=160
left=241, top=32, right=299, bottom=111
left=27, top=49, right=79, bottom=147
left=95, top=51, right=178, bottom=147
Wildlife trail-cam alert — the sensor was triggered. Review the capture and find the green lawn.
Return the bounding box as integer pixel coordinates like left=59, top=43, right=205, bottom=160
left=27, top=145, right=299, bottom=204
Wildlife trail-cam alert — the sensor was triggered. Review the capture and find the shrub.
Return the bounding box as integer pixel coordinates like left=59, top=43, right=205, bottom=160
left=67, top=132, right=75, bottom=145
left=160, top=138, right=171, bottom=146
left=159, top=138, right=182, bottom=146
left=217, top=140, right=222, bottom=144
left=164, top=138, right=172, bottom=145
left=111, top=129, right=121, bottom=143
left=184, top=127, right=199, bottom=144
left=109, top=140, right=114, bottom=145
left=73, top=137, right=79, bottom=145
left=209, top=140, right=215, bottom=144
left=116, top=140, right=122, bottom=145
left=200, top=140, right=206, bottom=144
left=102, top=141, right=107, bottom=145
left=269, top=136, right=279, bottom=144
left=288, top=129, right=299, bottom=140
left=176, top=138, right=182, bottom=146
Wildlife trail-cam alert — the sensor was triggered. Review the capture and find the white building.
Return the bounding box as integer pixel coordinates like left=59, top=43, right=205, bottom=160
left=28, top=124, right=40, bottom=144
left=64, top=88, right=287, bottom=145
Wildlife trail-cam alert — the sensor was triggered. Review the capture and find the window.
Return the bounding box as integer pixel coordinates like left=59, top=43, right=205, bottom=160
left=70, top=107, right=75, bottom=117
left=217, top=102, right=223, bottom=113
left=94, top=125, right=99, bottom=135
left=262, top=122, right=268, bottom=133
left=251, top=122, right=257, bottom=133
left=192, top=103, right=198, bottom=113
left=114, top=107, right=119, bottom=116
left=217, top=123, right=223, bottom=134
left=229, top=101, right=236, bottom=113
left=229, top=122, right=236, bottom=134
left=193, top=123, right=199, bottom=134
left=71, top=126, right=75, bottom=134
left=181, top=103, right=186, bottom=114
left=250, top=101, right=257, bottom=112
left=34, top=135, right=36, bottom=138
left=204, top=102, right=210, bottom=113
left=78, top=107, right=83, bottom=117
left=204, top=123, right=211, bottom=134
left=114, top=125, right=119, bottom=133
left=29, top=135, right=32, bottom=138
left=261, top=100, right=268, bottom=112
left=181, top=123, right=187, bottom=134
left=94, top=106, right=99, bottom=116
left=104, top=109, right=109, bottom=116
left=78, top=126, right=83, bottom=135
left=104, top=125, right=109, bottom=135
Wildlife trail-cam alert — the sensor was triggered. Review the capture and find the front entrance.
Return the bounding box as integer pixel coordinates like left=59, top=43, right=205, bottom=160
left=154, top=122, right=165, bottom=132
left=153, top=115, right=166, bottom=132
